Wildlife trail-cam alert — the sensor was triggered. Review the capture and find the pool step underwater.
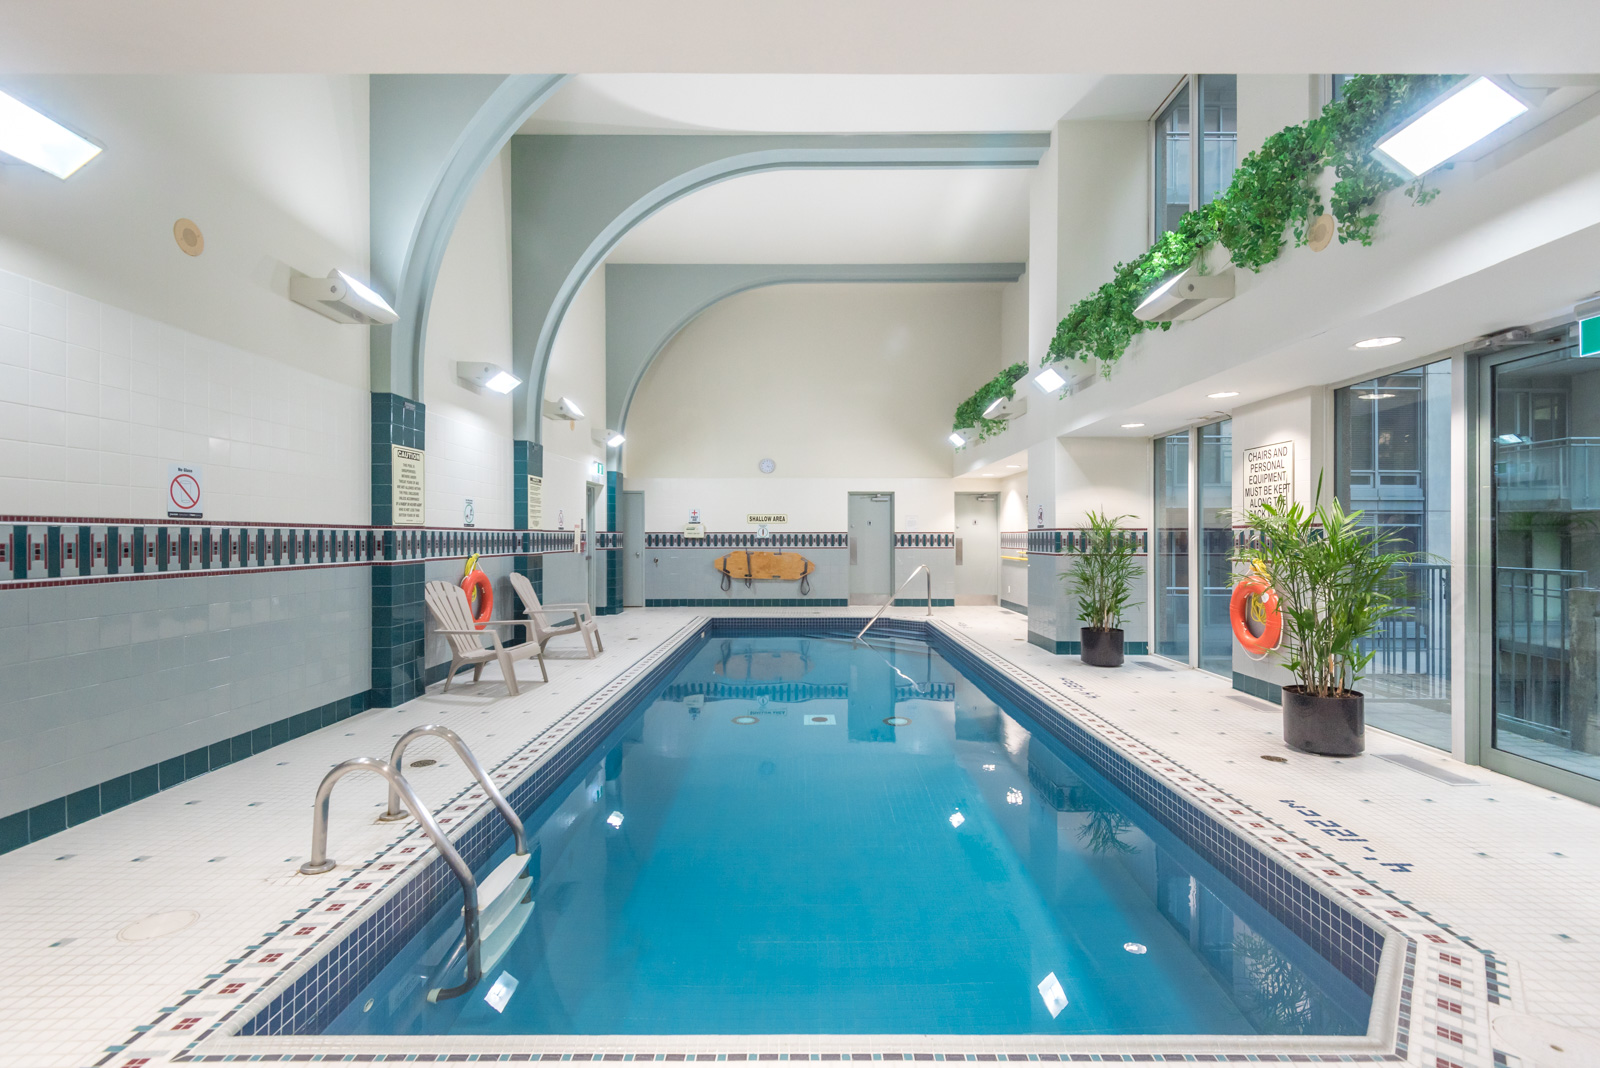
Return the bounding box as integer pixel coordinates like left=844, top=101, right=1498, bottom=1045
left=427, top=851, right=533, bottom=1002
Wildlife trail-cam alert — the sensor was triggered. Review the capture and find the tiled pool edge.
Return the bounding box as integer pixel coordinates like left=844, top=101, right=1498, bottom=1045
left=113, top=616, right=1504, bottom=1067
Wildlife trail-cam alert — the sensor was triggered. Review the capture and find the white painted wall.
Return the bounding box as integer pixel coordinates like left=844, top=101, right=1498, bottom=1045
left=421, top=148, right=514, bottom=529
left=0, top=76, right=370, bottom=387
left=1236, top=75, right=1319, bottom=160
left=998, top=469, right=1029, bottom=607
left=541, top=269, right=607, bottom=533
left=625, top=282, right=1004, bottom=530
left=0, top=76, right=372, bottom=524
left=1055, top=119, right=1149, bottom=312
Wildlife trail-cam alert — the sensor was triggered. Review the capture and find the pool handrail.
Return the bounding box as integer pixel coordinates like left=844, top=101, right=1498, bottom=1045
left=855, top=563, right=932, bottom=642
left=297, top=757, right=483, bottom=996
left=378, top=724, right=529, bottom=857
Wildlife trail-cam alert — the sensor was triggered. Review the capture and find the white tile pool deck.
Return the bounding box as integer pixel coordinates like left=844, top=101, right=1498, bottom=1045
left=3, top=605, right=1599, bottom=1068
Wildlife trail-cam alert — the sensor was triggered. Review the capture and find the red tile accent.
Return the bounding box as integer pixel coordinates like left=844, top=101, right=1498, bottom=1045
left=1434, top=1025, right=1463, bottom=1044
left=294, top=926, right=316, bottom=936
left=171, top=1017, right=201, bottom=1031
left=220, top=982, right=245, bottom=994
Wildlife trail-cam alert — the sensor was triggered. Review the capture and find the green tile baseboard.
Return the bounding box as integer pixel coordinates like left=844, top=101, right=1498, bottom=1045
left=1233, top=671, right=1283, bottom=703
left=0, top=689, right=371, bottom=856
left=1000, top=599, right=1027, bottom=615
left=893, top=597, right=956, bottom=607
left=645, top=598, right=850, bottom=608
left=1027, top=632, right=1150, bottom=656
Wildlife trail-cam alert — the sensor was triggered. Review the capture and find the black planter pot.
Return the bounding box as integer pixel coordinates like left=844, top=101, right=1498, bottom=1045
left=1079, top=628, right=1125, bottom=668
left=1282, top=686, right=1365, bottom=756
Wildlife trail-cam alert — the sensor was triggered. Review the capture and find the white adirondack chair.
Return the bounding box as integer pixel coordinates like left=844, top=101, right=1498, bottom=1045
left=508, top=571, right=604, bottom=658
left=423, top=580, right=548, bottom=696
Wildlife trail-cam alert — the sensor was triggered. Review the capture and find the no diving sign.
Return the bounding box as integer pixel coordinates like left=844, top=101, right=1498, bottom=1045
left=168, top=463, right=203, bottom=519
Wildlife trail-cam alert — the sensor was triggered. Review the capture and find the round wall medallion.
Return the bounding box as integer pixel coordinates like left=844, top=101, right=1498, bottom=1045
left=173, top=218, right=205, bottom=257
left=117, top=909, right=200, bottom=943
left=1306, top=213, right=1336, bottom=252
left=758, top=458, right=776, bottom=474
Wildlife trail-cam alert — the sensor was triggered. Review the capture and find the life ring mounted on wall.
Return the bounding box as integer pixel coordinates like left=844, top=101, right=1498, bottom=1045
left=461, top=553, right=493, bottom=629
left=1230, top=569, right=1283, bottom=659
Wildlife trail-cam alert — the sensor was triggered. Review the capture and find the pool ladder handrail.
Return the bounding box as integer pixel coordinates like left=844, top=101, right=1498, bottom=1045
left=855, top=563, right=932, bottom=643
left=378, top=724, right=529, bottom=857
left=297, top=757, right=484, bottom=994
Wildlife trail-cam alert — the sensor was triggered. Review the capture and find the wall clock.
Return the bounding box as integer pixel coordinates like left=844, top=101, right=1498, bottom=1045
left=758, top=458, right=776, bottom=474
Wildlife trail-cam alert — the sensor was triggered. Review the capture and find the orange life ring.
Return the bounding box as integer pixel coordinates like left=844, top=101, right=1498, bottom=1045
left=1230, top=576, right=1282, bottom=657
left=461, top=569, right=493, bottom=629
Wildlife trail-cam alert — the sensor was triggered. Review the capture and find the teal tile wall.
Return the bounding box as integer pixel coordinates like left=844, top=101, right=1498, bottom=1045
left=370, top=392, right=426, bottom=707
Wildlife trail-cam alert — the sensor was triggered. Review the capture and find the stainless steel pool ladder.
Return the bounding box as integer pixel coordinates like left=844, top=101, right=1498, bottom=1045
left=377, top=724, right=529, bottom=857
left=297, top=757, right=486, bottom=996
left=855, top=563, right=932, bottom=643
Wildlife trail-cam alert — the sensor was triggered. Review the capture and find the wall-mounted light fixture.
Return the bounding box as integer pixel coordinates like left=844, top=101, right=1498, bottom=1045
left=0, top=89, right=101, bottom=179
left=948, top=431, right=969, bottom=448
left=456, top=362, right=521, bottom=394
left=1033, top=367, right=1067, bottom=393
left=1375, top=77, right=1528, bottom=177
left=289, top=269, right=398, bottom=325
left=1134, top=264, right=1235, bottom=323
left=542, top=396, right=584, bottom=421
left=592, top=429, right=626, bottom=448
left=982, top=394, right=1028, bottom=420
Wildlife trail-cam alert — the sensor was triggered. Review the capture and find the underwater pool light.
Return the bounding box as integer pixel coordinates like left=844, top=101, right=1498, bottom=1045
left=606, top=811, right=624, bottom=829
left=0, top=89, right=101, bottom=178
left=948, top=811, right=966, bottom=828
left=1375, top=77, right=1527, bottom=177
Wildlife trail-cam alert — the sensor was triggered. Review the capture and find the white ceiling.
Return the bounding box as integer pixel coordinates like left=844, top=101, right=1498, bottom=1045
left=5, top=3, right=1598, bottom=74
left=521, top=75, right=1105, bottom=134
left=608, top=168, right=1030, bottom=264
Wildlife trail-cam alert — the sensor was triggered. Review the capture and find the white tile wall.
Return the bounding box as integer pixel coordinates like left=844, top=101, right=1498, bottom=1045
left=0, top=269, right=369, bottom=525
left=424, top=400, right=511, bottom=529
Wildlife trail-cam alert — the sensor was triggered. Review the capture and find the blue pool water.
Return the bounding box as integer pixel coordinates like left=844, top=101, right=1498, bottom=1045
left=328, top=631, right=1371, bottom=1037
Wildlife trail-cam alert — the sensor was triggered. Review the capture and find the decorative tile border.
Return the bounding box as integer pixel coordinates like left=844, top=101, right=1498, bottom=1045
left=893, top=533, right=954, bottom=548
left=1, top=516, right=575, bottom=588
left=646, top=532, right=849, bottom=549
left=647, top=597, right=850, bottom=607
left=105, top=616, right=1503, bottom=1067
left=1001, top=530, right=1149, bottom=556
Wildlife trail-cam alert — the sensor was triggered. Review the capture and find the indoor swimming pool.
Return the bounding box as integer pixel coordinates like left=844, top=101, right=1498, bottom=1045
left=291, top=623, right=1376, bottom=1040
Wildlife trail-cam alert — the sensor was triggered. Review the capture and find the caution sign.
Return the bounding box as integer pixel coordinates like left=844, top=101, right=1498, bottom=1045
left=167, top=463, right=202, bottom=519
left=392, top=445, right=425, bottom=526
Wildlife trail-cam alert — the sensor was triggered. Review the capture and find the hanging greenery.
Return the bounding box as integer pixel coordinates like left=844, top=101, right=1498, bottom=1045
left=1039, top=74, right=1462, bottom=379
left=951, top=361, right=1028, bottom=442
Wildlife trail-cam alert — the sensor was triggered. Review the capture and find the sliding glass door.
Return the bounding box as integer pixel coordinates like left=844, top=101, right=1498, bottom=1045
left=1334, top=360, right=1453, bottom=749
left=1486, top=341, right=1600, bottom=786
left=1153, top=421, right=1232, bottom=672
left=1154, top=432, right=1190, bottom=661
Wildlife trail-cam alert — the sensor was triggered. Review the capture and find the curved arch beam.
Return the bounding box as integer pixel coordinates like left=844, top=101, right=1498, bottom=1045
left=369, top=73, right=569, bottom=399
left=509, top=133, right=1049, bottom=440
left=605, top=262, right=1025, bottom=436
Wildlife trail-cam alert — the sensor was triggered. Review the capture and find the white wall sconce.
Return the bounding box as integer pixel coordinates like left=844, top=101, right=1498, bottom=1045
left=289, top=269, right=399, bottom=325
left=1033, top=366, right=1067, bottom=392
left=592, top=429, right=625, bottom=448
left=456, top=361, right=521, bottom=394
left=543, top=396, right=585, bottom=421
left=1134, top=264, right=1234, bottom=323
left=949, top=430, right=971, bottom=448
left=0, top=89, right=101, bottom=179
left=1375, top=77, right=1528, bottom=178
left=982, top=395, right=1027, bottom=420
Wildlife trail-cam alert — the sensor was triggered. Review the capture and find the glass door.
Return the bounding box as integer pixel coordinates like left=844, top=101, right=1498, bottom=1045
left=1484, top=341, right=1600, bottom=793
left=1154, top=432, right=1191, bottom=661
left=1198, top=420, right=1233, bottom=676
left=1334, top=360, right=1454, bottom=749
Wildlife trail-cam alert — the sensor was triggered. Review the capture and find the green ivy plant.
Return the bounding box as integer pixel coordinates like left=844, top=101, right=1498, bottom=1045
left=952, top=361, right=1027, bottom=442
left=1040, top=74, right=1462, bottom=381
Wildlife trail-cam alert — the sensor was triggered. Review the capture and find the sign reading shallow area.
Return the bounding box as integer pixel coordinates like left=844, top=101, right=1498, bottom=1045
left=1242, top=440, right=1294, bottom=510
left=745, top=513, right=787, bottom=524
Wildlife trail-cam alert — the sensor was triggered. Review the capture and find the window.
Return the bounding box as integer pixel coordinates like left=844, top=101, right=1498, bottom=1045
left=1154, top=431, right=1191, bottom=660
left=1153, top=76, right=1238, bottom=238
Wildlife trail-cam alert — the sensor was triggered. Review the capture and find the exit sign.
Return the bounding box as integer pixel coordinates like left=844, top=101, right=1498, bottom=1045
left=1583, top=314, right=1600, bottom=358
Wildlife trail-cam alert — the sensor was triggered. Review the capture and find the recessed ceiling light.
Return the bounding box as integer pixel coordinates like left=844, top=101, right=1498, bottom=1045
left=1356, top=392, right=1396, bottom=401
left=1208, top=391, right=1239, bottom=399
left=1375, top=77, right=1528, bottom=177
left=0, top=89, right=101, bottom=179
left=1121, top=422, right=1145, bottom=429
left=1034, top=367, right=1067, bottom=392
left=1004, top=464, right=1020, bottom=469
left=1353, top=336, right=1403, bottom=349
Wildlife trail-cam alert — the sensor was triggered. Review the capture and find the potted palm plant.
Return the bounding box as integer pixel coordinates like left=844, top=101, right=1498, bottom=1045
left=1065, top=511, right=1144, bottom=668
left=1236, top=485, right=1413, bottom=756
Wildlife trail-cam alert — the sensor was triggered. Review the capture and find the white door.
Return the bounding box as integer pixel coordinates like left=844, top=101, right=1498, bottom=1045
left=847, top=492, right=894, bottom=603
left=954, top=492, right=1000, bottom=604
